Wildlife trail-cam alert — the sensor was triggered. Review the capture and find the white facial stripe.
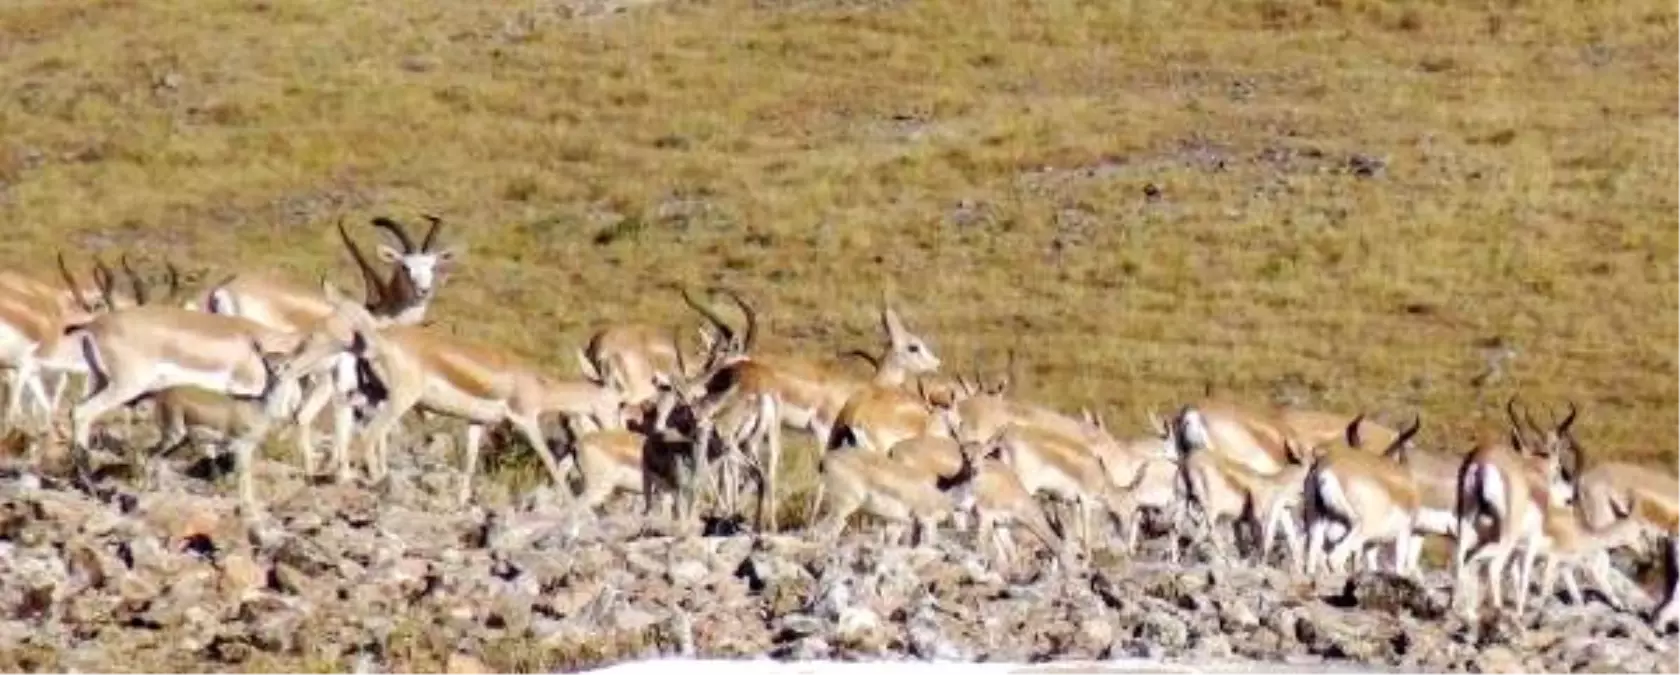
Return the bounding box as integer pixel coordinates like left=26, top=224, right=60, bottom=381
left=402, top=254, right=442, bottom=293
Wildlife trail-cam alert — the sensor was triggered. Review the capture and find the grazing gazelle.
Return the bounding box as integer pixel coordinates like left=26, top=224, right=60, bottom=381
left=885, top=431, right=1075, bottom=570
left=1450, top=398, right=1578, bottom=620
left=1561, top=423, right=1680, bottom=629
left=64, top=283, right=381, bottom=506
left=1532, top=496, right=1648, bottom=618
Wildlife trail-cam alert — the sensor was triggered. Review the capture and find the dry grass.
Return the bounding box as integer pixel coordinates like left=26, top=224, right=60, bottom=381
left=2, top=0, right=1675, bottom=501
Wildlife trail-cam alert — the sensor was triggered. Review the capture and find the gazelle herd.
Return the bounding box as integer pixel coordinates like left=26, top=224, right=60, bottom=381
left=0, top=215, right=1675, bottom=635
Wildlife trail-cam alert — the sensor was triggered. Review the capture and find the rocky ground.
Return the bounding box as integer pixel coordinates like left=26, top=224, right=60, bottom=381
left=0, top=442, right=1675, bottom=674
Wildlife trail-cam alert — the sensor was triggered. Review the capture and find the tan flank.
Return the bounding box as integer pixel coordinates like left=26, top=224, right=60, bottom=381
left=1301, top=414, right=1431, bottom=577
left=885, top=434, right=1072, bottom=569
left=343, top=319, right=630, bottom=505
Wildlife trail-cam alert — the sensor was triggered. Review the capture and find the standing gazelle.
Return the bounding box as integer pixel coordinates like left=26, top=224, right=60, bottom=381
left=65, top=285, right=380, bottom=506
left=681, top=291, right=943, bottom=530
left=1451, top=398, right=1578, bottom=620
left=336, top=319, right=631, bottom=505
left=206, top=215, right=461, bottom=477
left=577, top=287, right=756, bottom=408
left=1301, top=414, right=1432, bottom=577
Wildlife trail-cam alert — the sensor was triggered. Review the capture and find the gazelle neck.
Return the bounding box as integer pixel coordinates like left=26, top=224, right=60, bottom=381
left=871, top=353, right=909, bottom=387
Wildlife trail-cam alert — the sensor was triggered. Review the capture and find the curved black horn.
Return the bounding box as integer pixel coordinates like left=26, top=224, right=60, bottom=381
left=680, top=287, right=736, bottom=349
left=339, top=217, right=387, bottom=306
left=999, top=347, right=1019, bottom=392
left=56, top=252, right=93, bottom=312
left=721, top=287, right=758, bottom=354
left=92, top=255, right=118, bottom=309
left=1556, top=400, right=1579, bottom=434
left=1505, top=395, right=1533, bottom=448
left=120, top=254, right=148, bottom=306
left=838, top=349, right=881, bottom=370
left=420, top=213, right=444, bottom=251
left=1384, top=414, right=1423, bottom=458
left=1344, top=412, right=1367, bottom=448
left=369, top=216, right=416, bottom=253
left=164, top=261, right=183, bottom=301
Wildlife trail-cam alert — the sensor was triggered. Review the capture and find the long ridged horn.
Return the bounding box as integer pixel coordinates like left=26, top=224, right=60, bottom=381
left=339, top=217, right=386, bottom=306
left=369, top=216, right=416, bottom=253
left=120, top=254, right=148, bottom=306
left=420, top=213, right=444, bottom=251
left=56, top=252, right=93, bottom=312
left=681, top=287, right=736, bottom=349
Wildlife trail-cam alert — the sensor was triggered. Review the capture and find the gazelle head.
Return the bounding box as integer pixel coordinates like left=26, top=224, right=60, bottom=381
left=117, top=255, right=189, bottom=308
left=682, top=286, right=759, bottom=361
left=877, top=295, right=940, bottom=376
left=339, top=215, right=458, bottom=322
left=57, top=253, right=132, bottom=315
left=1506, top=396, right=1580, bottom=494
left=1170, top=405, right=1213, bottom=457
left=1145, top=408, right=1181, bottom=459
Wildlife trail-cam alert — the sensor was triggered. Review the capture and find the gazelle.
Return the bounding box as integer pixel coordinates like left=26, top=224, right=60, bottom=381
left=1301, top=414, right=1433, bottom=577
left=988, top=421, right=1137, bottom=558
left=885, top=433, right=1073, bottom=570
left=577, top=287, right=755, bottom=408
left=205, top=215, right=458, bottom=328
left=208, top=216, right=460, bottom=476
left=813, top=429, right=990, bottom=547
left=0, top=255, right=127, bottom=428
left=1085, top=411, right=1183, bottom=556
left=64, top=285, right=380, bottom=506
left=566, top=383, right=778, bottom=529
left=1566, top=432, right=1680, bottom=628
left=1171, top=399, right=1315, bottom=476
left=1450, top=398, right=1578, bottom=620
left=1176, top=432, right=1313, bottom=567
left=683, top=291, right=943, bottom=528
left=1532, top=497, right=1648, bottom=617
left=334, top=319, right=631, bottom=504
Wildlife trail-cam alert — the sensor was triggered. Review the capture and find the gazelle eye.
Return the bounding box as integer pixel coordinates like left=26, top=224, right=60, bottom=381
left=909, top=344, right=921, bottom=353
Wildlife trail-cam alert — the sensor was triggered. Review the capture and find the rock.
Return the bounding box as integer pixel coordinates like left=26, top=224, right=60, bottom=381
left=1217, top=596, right=1259, bottom=631
left=1136, top=610, right=1190, bottom=650
left=667, top=559, right=708, bottom=588
left=219, top=551, right=267, bottom=601
left=1477, top=646, right=1524, bottom=673
left=835, top=607, right=883, bottom=648
left=612, top=606, right=659, bottom=633
left=445, top=652, right=491, bottom=674
left=135, top=493, right=239, bottom=548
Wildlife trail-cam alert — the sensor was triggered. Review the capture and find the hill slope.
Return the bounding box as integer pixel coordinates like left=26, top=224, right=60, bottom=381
left=1, top=0, right=1675, bottom=468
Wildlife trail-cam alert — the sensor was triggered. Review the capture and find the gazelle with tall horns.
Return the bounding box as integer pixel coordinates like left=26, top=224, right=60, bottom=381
left=1301, top=413, right=1436, bottom=577
left=202, top=215, right=461, bottom=476
left=674, top=288, right=943, bottom=530
left=576, top=287, right=756, bottom=409
left=1450, top=397, right=1578, bottom=620
left=203, top=214, right=458, bottom=331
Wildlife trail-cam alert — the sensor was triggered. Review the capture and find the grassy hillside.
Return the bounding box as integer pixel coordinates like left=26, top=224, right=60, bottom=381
left=1, top=0, right=1675, bottom=473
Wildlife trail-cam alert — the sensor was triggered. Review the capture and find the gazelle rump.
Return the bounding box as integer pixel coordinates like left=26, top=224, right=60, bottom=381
left=1301, top=414, right=1432, bottom=577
